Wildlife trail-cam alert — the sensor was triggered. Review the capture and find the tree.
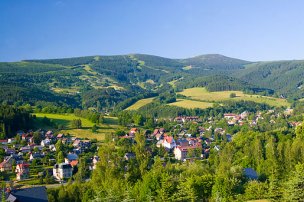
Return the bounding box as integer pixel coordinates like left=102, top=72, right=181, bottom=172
left=57, top=151, right=64, bottom=163
left=284, top=163, right=304, bottom=201
left=243, top=181, right=268, bottom=200
left=133, top=114, right=144, bottom=126
left=72, top=119, right=82, bottom=129
left=133, top=133, right=150, bottom=177
left=55, top=140, right=64, bottom=153
left=230, top=93, right=236, bottom=98
left=91, top=124, right=97, bottom=133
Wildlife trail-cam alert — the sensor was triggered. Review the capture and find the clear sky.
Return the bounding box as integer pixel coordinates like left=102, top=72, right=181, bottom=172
left=1, top=0, right=304, bottom=62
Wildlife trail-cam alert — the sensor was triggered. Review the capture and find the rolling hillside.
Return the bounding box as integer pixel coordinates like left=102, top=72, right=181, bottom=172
left=237, top=60, right=304, bottom=99
left=0, top=53, right=303, bottom=111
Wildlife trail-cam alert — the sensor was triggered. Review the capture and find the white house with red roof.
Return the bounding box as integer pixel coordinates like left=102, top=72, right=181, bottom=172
left=162, top=135, right=176, bottom=149
left=15, top=163, right=30, bottom=180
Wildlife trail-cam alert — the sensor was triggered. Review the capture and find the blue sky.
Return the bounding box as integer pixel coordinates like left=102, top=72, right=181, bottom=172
left=1, top=0, right=304, bottom=62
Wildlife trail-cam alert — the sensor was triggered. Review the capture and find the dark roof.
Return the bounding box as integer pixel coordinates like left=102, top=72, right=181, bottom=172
left=9, top=186, right=48, bottom=202
left=244, top=168, right=258, bottom=180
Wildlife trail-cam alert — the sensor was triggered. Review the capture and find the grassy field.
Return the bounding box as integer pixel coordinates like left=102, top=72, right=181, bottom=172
left=34, top=113, right=94, bottom=128
left=178, top=87, right=290, bottom=107
left=126, top=97, right=155, bottom=110
left=169, top=99, right=214, bottom=109
left=34, top=113, right=121, bottom=141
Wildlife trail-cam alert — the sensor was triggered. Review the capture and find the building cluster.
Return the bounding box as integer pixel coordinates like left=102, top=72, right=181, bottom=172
left=0, top=129, right=99, bottom=182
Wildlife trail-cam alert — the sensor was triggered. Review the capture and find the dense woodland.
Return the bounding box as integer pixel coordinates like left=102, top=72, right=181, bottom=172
left=0, top=105, right=33, bottom=138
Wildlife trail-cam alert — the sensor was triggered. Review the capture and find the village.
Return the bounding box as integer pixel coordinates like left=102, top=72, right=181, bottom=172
left=0, top=107, right=300, bottom=188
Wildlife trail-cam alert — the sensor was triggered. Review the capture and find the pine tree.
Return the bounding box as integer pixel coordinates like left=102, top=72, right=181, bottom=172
left=284, top=163, right=304, bottom=201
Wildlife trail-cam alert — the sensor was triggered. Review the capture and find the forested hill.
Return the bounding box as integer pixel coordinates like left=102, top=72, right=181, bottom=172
left=0, top=54, right=303, bottom=110
left=179, top=54, right=250, bottom=70
left=237, top=60, right=304, bottom=99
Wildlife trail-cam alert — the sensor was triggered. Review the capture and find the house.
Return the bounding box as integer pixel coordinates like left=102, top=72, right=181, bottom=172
left=2, top=186, right=48, bottom=202
left=15, top=163, right=30, bottom=180
left=70, top=160, right=78, bottom=167
left=244, top=168, right=258, bottom=180
left=224, top=113, right=239, bottom=120
left=30, top=153, right=44, bottom=161
left=153, top=129, right=160, bottom=136
left=34, top=145, right=44, bottom=151
left=82, top=140, right=91, bottom=148
left=92, top=156, right=99, bottom=170
left=225, top=134, right=232, bottom=142
left=214, top=128, right=225, bottom=135
left=7, top=138, right=16, bottom=144
left=0, top=156, right=13, bottom=172
left=53, top=163, right=73, bottom=180
left=240, top=111, right=249, bottom=119
left=64, top=153, right=78, bottom=164
left=174, top=143, right=202, bottom=161
left=11, top=154, right=23, bottom=164
left=56, top=133, right=64, bottom=139
left=22, top=133, right=32, bottom=141
left=5, top=148, right=16, bottom=155
left=20, top=146, right=31, bottom=153
left=129, top=128, right=138, bottom=136
left=152, top=128, right=165, bottom=139
left=40, top=139, right=50, bottom=147
left=62, top=137, right=72, bottom=145
left=214, top=145, right=220, bottom=151
left=49, top=144, right=56, bottom=152
left=162, top=135, right=176, bottom=149
left=174, top=116, right=200, bottom=123
left=155, top=133, right=163, bottom=140
left=156, top=140, right=163, bottom=148
left=176, top=139, right=189, bottom=147
left=72, top=139, right=82, bottom=147
left=174, top=116, right=183, bottom=123
left=124, top=152, right=135, bottom=161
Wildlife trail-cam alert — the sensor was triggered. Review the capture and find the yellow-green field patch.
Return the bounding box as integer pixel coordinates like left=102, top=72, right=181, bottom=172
left=178, top=87, right=290, bottom=107
left=34, top=113, right=94, bottom=128
left=83, top=64, right=97, bottom=75
left=126, top=97, right=155, bottom=110
left=169, top=99, right=214, bottom=109
left=182, top=65, right=192, bottom=70
left=34, top=114, right=121, bottom=140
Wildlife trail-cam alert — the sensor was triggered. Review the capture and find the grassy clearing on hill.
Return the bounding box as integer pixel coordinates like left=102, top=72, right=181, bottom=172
left=178, top=87, right=290, bottom=107
left=126, top=97, right=155, bottom=110
left=34, top=113, right=94, bottom=128
left=169, top=99, right=214, bottom=109
left=34, top=113, right=120, bottom=141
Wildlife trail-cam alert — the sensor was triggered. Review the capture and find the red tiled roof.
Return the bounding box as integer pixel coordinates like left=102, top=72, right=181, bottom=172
left=153, top=129, right=159, bottom=135
left=57, top=134, right=63, bottom=138
left=130, top=128, right=138, bottom=132
left=164, top=136, right=174, bottom=144
left=177, top=143, right=201, bottom=152
left=70, top=160, right=78, bottom=167
left=17, top=163, right=29, bottom=168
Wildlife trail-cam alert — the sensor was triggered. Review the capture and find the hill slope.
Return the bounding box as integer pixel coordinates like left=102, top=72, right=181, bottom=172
left=237, top=60, right=304, bottom=99
left=0, top=53, right=303, bottom=111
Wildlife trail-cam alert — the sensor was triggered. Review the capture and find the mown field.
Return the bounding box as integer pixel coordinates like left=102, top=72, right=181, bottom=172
left=169, top=99, right=214, bottom=109
left=34, top=113, right=121, bottom=141
left=177, top=87, right=290, bottom=107
left=126, top=97, right=155, bottom=110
